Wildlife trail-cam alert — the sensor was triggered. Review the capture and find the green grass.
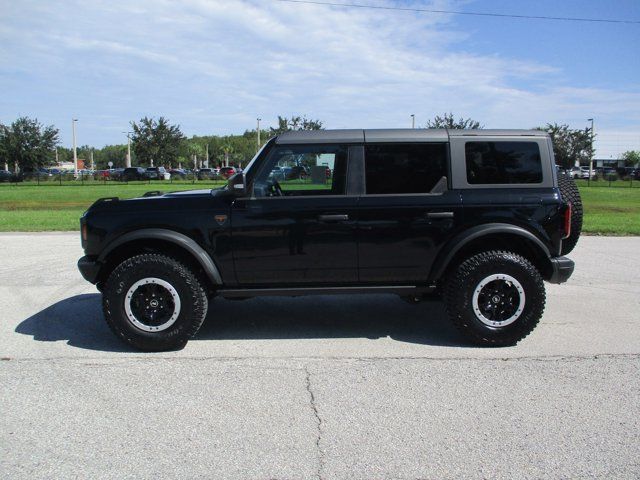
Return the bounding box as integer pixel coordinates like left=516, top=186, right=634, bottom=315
left=0, top=182, right=638, bottom=234
left=0, top=183, right=225, bottom=231
left=579, top=186, right=640, bottom=235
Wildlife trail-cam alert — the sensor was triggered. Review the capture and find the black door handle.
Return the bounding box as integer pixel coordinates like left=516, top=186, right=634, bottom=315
left=318, top=214, right=349, bottom=222
left=426, top=211, right=454, bottom=219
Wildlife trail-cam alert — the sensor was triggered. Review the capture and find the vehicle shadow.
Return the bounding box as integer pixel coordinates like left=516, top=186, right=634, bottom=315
left=15, top=293, right=466, bottom=352
left=15, top=294, right=131, bottom=353
left=201, top=295, right=464, bottom=347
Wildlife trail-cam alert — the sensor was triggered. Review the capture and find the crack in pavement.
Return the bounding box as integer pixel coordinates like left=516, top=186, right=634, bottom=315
left=305, top=365, right=325, bottom=480
left=3, top=353, right=639, bottom=363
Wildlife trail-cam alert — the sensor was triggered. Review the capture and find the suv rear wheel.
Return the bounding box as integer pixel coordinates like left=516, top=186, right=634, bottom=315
left=102, top=253, right=208, bottom=351
left=444, top=251, right=545, bottom=346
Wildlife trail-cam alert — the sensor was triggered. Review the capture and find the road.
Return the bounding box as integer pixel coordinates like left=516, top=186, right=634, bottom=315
left=1, top=233, right=639, bottom=479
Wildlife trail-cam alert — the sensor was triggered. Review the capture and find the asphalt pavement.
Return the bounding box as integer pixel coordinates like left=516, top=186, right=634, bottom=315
left=1, top=233, right=639, bottom=479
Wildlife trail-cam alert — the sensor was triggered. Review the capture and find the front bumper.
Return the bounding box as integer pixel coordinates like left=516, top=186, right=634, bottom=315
left=77, top=256, right=101, bottom=284
left=548, top=256, right=574, bottom=284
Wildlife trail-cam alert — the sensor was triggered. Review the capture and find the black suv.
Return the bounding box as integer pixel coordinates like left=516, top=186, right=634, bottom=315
left=121, top=167, right=149, bottom=182
left=78, top=129, right=580, bottom=351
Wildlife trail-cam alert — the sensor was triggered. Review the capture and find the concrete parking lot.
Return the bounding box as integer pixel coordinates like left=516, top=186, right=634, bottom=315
left=1, top=233, right=639, bottom=479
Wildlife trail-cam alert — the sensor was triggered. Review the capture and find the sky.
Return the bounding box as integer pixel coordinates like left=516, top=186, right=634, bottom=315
left=1, top=0, right=639, bottom=158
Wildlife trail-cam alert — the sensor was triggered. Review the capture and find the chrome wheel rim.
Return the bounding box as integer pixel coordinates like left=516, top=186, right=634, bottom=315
left=124, top=277, right=181, bottom=332
left=472, top=274, right=525, bottom=327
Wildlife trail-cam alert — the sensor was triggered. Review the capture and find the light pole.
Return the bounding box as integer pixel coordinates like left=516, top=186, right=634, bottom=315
left=122, top=131, right=132, bottom=168
left=410, top=114, right=415, bottom=129
left=72, top=118, right=78, bottom=176
left=588, top=118, right=594, bottom=185
left=257, top=117, right=261, bottom=151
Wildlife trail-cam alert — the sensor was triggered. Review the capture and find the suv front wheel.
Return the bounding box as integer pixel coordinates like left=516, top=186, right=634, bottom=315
left=444, top=251, right=545, bottom=346
left=102, top=253, right=208, bottom=351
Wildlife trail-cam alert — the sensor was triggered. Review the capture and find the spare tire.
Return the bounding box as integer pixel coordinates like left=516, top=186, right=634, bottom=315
left=557, top=172, right=583, bottom=255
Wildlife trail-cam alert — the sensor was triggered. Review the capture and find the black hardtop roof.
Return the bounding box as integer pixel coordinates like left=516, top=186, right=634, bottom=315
left=275, top=128, right=548, bottom=144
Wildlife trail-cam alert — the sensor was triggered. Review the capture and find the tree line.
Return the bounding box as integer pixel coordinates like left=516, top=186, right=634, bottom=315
left=0, top=115, right=323, bottom=172
left=1, top=113, right=637, bottom=172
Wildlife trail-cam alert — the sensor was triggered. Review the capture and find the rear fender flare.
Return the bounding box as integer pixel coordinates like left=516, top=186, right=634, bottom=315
left=429, top=224, right=551, bottom=281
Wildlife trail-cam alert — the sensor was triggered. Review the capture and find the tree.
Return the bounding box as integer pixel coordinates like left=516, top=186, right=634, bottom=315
left=96, top=144, right=130, bottom=169
left=621, top=150, right=640, bottom=167
left=0, top=117, right=59, bottom=172
left=425, top=113, right=482, bottom=129
left=130, top=116, right=185, bottom=167
left=538, top=123, right=593, bottom=169
left=269, top=115, right=324, bottom=136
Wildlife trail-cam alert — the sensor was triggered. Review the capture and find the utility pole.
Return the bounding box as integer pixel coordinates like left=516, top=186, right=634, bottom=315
left=257, top=117, right=261, bottom=151
left=588, top=118, right=594, bottom=186
left=90, top=149, right=94, bottom=171
left=72, top=118, right=78, bottom=176
left=123, top=132, right=132, bottom=168
left=205, top=144, right=209, bottom=168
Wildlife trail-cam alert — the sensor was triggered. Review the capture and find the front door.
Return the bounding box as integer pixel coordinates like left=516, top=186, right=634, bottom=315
left=231, top=144, right=358, bottom=286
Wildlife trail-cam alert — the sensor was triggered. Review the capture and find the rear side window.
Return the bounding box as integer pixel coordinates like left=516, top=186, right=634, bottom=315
left=365, top=143, right=448, bottom=194
left=465, top=141, right=542, bottom=184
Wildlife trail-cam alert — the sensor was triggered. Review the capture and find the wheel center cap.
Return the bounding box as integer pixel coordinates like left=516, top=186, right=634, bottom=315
left=149, top=299, right=159, bottom=308
left=492, top=295, right=501, bottom=303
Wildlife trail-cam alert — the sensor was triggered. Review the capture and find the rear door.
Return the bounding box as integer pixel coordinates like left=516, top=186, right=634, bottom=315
left=357, top=142, right=463, bottom=284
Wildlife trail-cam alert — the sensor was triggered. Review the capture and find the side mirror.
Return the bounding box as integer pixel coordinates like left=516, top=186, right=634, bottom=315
left=228, top=172, right=247, bottom=196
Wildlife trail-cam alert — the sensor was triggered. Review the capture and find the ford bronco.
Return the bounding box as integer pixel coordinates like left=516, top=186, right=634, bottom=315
left=78, top=129, right=580, bottom=351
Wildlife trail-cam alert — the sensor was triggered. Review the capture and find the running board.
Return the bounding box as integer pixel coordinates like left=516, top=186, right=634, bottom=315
left=219, top=285, right=435, bottom=298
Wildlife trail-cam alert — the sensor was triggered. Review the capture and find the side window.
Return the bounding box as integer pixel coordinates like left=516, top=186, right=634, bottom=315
left=252, top=144, right=348, bottom=197
left=465, top=141, right=542, bottom=184
left=365, top=143, right=448, bottom=195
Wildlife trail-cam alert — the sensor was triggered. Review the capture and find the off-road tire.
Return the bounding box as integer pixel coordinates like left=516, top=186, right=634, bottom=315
left=102, top=253, right=208, bottom=351
left=444, top=251, right=545, bottom=346
left=557, top=172, right=583, bottom=255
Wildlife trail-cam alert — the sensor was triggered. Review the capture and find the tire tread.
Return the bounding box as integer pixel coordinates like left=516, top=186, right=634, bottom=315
left=444, top=250, right=546, bottom=346
left=102, top=253, right=208, bottom=351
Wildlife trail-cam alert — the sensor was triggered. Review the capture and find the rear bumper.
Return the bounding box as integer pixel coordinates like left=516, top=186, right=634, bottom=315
left=548, top=256, right=574, bottom=284
left=77, top=256, right=101, bottom=284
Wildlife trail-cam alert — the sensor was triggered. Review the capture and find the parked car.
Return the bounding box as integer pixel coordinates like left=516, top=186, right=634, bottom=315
left=110, top=168, right=124, bottom=181
left=78, top=128, right=580, bottom=351
left=570, top=166, right=593, bottom=179
left=616, top=167, right=639, bottom=179
left=146, top=167, right=170, bottom=180
left=0, top=170, right=14, bottom=182
left=269, top=166, right=285, bottom=181
left=121, top=167, right=149, bottom=182
left=287, top=166, right=309, bottom=180
left=219, top=166, right=238, bottom=179
left=169, top=169, right=187, bottom=179
left=601, top=168, right=618, bottom=180
left=197, top=168, right=218, bottom=180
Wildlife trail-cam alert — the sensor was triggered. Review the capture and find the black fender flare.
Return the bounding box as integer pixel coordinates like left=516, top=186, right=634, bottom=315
left=428, top=223, right=551, bottom=281
left=98, top=228, right=223, bottom=285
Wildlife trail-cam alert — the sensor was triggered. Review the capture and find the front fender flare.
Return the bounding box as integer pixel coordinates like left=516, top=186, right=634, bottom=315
left=98, top=228, right=223, bottom=285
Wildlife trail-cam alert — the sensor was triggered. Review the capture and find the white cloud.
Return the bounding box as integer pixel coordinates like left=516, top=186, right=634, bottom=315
left=0, top=0, right=638, bottom=151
